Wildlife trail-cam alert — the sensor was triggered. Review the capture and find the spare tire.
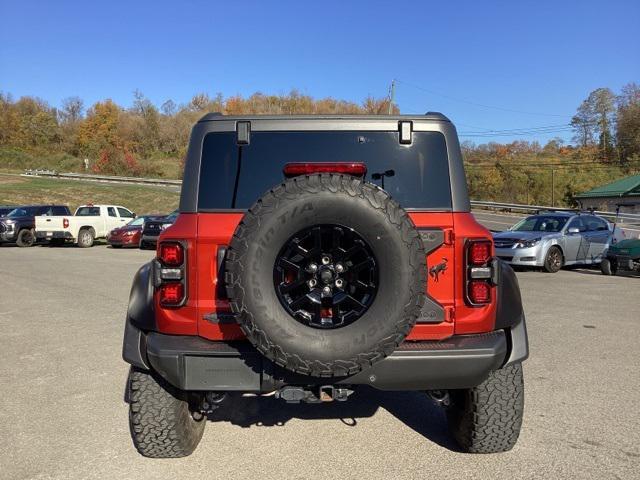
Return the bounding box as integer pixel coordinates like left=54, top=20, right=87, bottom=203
left=225, top=173, right=426, bottom=377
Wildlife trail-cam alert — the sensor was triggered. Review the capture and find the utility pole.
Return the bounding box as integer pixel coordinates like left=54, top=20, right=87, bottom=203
left=388, top=79, right=396, bottom=115
left=551, top=168, right=555, bottom=207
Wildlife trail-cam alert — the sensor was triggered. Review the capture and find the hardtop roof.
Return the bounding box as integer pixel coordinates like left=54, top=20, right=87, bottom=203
left=198, top=112, right=451, bottom=123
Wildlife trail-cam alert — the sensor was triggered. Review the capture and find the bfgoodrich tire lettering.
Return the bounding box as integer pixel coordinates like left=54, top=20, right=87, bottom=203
left=225, top=173, right=427, bottom=377
left=447, top=363, right=525, bottom=453
left=127, top=367, right=205, bottom=458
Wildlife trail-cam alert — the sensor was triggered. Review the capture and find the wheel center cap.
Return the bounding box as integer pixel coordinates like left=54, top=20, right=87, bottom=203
left=319, top=267, right=334, bottom=284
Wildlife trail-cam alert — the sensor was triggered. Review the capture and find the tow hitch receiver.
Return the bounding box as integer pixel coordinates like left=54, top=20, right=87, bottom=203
left=276, top=386, right=353, bottom=404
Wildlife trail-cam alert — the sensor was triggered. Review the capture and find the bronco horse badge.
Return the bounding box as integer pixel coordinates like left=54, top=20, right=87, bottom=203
left=429, top=257, right=448, bottom=282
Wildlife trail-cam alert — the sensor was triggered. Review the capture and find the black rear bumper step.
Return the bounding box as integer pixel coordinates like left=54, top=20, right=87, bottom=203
left=141, top=330, right=509, bottom=392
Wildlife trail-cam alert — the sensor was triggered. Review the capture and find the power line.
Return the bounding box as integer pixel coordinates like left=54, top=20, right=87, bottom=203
left=396, top=79, right=572, bottom=118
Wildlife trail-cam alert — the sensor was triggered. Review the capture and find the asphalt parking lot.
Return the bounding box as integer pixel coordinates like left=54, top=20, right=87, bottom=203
left=1, top=243, right=638, bottom=480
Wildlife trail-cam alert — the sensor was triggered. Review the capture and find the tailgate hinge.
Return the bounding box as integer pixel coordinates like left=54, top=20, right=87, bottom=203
left=443, top=228, right=455, bottom=245
left=444, top=306, right=455, bottom=323
left=236, top=121, right=250, bottom=145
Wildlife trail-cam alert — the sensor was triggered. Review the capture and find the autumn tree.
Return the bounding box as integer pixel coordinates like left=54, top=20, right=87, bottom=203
left=571, top=88, right=617, bottom=161
left=616, top=82, right=640, bottom=165
left=77, top=99, right=120, bottom=157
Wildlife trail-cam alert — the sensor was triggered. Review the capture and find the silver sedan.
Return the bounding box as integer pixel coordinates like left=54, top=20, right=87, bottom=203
left=493, top=212, right=613, bottom=273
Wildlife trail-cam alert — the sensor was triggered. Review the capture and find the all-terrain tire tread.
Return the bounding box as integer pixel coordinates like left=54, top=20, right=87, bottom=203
left=447, top=363, right=524, bottom=453
left=225, top=173, right=426, bottom=377
left=127, top=367, right=205, bottom=458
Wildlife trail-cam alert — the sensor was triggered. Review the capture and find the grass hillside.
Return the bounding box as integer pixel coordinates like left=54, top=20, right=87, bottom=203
left=0, top=174, right=179, bottom=215
left=0, top=147, right=184, bottom=179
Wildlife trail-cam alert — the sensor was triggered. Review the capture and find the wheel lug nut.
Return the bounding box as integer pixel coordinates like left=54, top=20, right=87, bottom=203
left=308, top=279, right=317, bottom=288
left=322, top=286, right=332, bottom=295
left=321, top=256, right=331, bottom=265
left=335, top=263, right=344, bottom=273
left=335, top=279, right=344, bottom=288
left=308, top=263, right=318, bottom=273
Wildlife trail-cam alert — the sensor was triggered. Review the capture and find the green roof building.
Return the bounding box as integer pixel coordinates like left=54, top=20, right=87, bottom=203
left=575, top=174, right=640, bottom=214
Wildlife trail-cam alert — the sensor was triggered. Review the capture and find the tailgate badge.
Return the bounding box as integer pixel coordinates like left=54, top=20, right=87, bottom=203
left=429, top=258, right=448, bottom=282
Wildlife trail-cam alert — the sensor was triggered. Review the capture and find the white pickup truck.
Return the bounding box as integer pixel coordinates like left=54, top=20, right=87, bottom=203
left=35, top=204, right=136, bottom=247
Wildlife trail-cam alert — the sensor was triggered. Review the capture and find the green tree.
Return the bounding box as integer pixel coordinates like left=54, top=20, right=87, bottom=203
left=572, top=88, right=616, bottom=161
left=616, top=83, right=640, bottom=164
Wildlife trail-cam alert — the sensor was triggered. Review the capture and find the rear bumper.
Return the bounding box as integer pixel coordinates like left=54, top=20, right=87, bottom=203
left=35, top=231, right=73, bottom=240
left=123, top=319, right=528, bottom=392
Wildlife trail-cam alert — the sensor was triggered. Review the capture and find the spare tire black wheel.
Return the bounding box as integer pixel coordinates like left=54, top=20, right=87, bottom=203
left=225, top=173, right=427, bottom=377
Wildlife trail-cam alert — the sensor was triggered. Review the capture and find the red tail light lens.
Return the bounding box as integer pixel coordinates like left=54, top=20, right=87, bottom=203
left=469, top=240, right=491, bottom=266
left=468, top=280, right=491, bottom=304
left=283, top=162, right=367, bottom=178
left=159, top=283, right=184, bottom=306
left=159, top=243, right=184, bottom=266
left=62, top=218, right=69, bottom=229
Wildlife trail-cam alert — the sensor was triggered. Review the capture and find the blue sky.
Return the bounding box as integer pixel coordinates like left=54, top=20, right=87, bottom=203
left=1, top=0, right=638, bottom=143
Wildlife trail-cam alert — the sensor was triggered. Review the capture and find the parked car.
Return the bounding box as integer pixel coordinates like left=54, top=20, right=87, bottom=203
left=35, top=204, right=135, bottom=247
left=493, top=211, right=613, bottom=273
left=123, top=113, right=528, bottom=458
left=107, top=215, right=164, bottom=248
left=0, top=205, right=18, bottom=217
left=0, top=205, right=71, bottom=247
left=139, top=210, right=178, bottom=249
left=601, top=202, right=640, bottom=275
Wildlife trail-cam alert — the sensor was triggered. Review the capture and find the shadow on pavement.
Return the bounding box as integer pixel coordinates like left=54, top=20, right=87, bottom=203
left=207, top=387, right=460, bottom=451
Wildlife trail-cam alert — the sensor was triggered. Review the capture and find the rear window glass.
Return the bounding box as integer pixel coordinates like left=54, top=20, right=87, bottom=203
left=76, top=207, right=100, bottom=216
left=198, top=131, right=451, bottom=210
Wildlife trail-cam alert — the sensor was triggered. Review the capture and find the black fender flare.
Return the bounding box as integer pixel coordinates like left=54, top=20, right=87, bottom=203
left=122, top=261, right=156, bottom=369
left=493, top=259, right=529, bottom=365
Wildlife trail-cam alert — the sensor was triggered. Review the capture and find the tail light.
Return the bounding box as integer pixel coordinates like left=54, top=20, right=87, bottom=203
left=157, top=241, right=186, bottom=307
left=159, top=283, right=184, bottom=306
left=465, top=239, right=494, bottom=306
left=159, top=242, right=184, bottom=266
left=283, top=162, right=367, bottom=178
left=469, top=240, right=491, bottom=265
left=62, top=218, right=69, bottom=228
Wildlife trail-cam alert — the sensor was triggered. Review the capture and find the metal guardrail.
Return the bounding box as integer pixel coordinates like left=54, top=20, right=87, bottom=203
left=22, top=169, right=181, bottom=187
left=19, top=171, right=640, bottom=226
left=470, top=200, right=640, bottom=225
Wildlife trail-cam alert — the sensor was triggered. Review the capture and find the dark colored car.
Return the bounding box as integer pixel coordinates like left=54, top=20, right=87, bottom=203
left=107, top=215, right=164, bottom=248
left=123, top=114, right=528, bottom=458
left=0, top=205, right=71, bottom=247
left=139, top=211, right=178, bottom=249
left=0, top=205, right=18, bottom=217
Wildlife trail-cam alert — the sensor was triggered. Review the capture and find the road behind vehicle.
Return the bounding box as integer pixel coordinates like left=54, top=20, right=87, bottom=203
left=122, top=114, right=528, bottom=458
left=0, top=205, right=71, bottom=247
left=139, top=210, right=177, bottom=249
left=493, top=211, right=614, bottom=273
left=35, top=204, right=135, bottom=247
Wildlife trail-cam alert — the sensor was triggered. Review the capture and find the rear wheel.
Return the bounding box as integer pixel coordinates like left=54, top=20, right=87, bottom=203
left=127, top=367, right=205, bottom=458
left=77, top=228, right=94, bottom=248
left=16, top=229, right=35, bottom=247
left=600, top=258, right=617, bottom=275
left=447, top=363, right=525, bottom=453
left=543, top=246, right=563, bottom=273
